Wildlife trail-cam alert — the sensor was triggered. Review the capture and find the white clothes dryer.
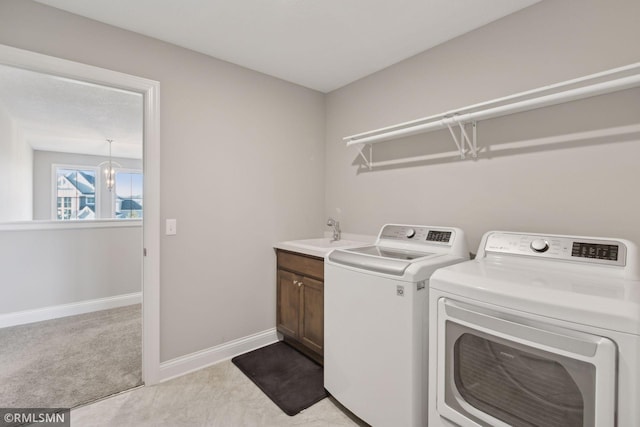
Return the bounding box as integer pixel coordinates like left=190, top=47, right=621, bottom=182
left=325, top=224, right=469, bottom=427
left=429, top=231, right=640, bottom=427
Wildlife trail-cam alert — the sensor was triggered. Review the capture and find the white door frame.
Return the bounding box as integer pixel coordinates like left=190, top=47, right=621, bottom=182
left=0, top=44, right=161, bottom=384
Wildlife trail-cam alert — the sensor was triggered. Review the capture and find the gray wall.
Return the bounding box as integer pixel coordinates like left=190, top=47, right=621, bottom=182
left=0, top=223, right=142, bottom=314
left=0, top=102, right=33, bottom=222
left=0, top=1, right=325, bottom=361
left=325, top=0, right=640, bottom=251
left=33, top=150, right=143, bottom=220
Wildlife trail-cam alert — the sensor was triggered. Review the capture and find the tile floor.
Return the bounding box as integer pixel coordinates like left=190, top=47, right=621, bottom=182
left=71, top=359, right=365, bottom=426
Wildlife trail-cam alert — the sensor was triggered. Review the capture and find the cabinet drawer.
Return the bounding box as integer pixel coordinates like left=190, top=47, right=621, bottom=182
left=277, top=250, right=324, bottom=280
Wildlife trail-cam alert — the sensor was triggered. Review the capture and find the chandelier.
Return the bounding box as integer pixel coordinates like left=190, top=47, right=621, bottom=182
left=100, top=139, right=122, bottom=192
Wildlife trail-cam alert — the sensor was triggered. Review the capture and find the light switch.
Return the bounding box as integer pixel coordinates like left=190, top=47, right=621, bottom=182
left=166, top=219, right=177, bottom=235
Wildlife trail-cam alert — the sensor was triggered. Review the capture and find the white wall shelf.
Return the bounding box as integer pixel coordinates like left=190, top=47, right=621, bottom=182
left=344, top=62, right=640, bottom=169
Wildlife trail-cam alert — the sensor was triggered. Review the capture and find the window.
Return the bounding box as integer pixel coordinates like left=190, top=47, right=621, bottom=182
left=54, top=167, right=97, bottom=220
left=114, top=171, right=143, bottom=219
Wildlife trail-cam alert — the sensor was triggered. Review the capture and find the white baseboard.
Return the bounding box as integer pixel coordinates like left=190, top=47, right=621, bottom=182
left=0, top=292, right=142, bottom=328
left=159, top=328, right=279, bottom=383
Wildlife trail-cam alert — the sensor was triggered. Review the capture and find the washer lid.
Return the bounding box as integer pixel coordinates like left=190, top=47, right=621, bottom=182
left=430, top=259, right=640, bottom=335
left=327, top=246, right=429, bottom=276
left=346, top=245, right=434, bottom=260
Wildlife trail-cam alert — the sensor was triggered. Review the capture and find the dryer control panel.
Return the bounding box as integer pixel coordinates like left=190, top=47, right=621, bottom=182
left=484, top=232, right=626, bottom=266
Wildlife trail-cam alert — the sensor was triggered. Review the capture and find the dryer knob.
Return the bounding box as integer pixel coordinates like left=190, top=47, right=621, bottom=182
left=405, top=229, right=416, bottom=238
left=530, top=239, right=549, bottom=253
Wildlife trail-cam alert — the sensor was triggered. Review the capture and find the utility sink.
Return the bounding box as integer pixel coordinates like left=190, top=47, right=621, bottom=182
left=274, top=236, right=373, bottom=258
left=293, top=238, right=368, bottom=249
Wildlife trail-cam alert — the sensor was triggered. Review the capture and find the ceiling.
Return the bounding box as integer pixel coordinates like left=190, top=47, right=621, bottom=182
left=0, top=64, right=143, bottom=159
left=34, top=0, right=540, bottom=93
left=2, top=0, right=539, bottom=158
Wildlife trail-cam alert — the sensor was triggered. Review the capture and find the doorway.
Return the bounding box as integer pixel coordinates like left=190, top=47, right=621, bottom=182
left=0, top=44, right=160, bottom=404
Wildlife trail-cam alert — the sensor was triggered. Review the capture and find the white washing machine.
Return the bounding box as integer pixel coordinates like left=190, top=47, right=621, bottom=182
left=324, top=224, right=469, bottom=427
left=429, top=231, right=640, bottom=427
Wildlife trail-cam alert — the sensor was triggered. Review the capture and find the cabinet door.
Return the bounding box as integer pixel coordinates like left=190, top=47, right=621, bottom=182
left=277, top=269, right=301, bottom=338
left=300, top=275, right=324, bottom=355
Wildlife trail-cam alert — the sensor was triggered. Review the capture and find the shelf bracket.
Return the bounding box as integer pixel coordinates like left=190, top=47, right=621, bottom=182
left=445, top=118, right=465, bottom=159
left=355, top=143, right=373, bottom=170
left=463, top=121, right=478, bottom=159
left=445, top=118, right=477, bottom=159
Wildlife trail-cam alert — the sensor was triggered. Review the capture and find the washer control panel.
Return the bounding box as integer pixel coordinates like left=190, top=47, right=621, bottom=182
left=484, top=232, right=626, bottom=266
left=380, top=225, right=454, bottom=245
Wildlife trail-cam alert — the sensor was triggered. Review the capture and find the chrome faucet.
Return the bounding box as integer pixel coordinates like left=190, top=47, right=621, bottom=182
left=327, top=217, right=341, bottom=241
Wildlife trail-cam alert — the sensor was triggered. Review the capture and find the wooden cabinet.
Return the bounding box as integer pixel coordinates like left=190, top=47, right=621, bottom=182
left=276, top=249, right=324, bottom=364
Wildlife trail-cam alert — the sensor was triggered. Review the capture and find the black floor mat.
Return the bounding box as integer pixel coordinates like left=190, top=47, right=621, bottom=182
left=231, top=341, right=327, bottom=416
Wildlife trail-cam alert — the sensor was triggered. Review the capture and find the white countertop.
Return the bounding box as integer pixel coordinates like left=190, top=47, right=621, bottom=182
left=274, top=232, right=375, bottom=258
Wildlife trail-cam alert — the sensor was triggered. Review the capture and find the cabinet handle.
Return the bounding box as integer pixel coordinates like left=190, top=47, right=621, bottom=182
left=293, top=280, right=298, bottom=285
left=298, top=281, right=303, bottom=287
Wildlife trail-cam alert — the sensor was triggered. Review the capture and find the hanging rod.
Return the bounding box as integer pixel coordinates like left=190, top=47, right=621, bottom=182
left=344, top=62, right=640, bottom=148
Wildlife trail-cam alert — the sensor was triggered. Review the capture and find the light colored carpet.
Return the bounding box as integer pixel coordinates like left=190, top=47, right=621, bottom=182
left=0, top=304, right=142, bottom=409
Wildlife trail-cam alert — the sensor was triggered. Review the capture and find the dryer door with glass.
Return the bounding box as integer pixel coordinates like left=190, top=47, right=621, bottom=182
left=435, top=298, right=617, bottom=427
